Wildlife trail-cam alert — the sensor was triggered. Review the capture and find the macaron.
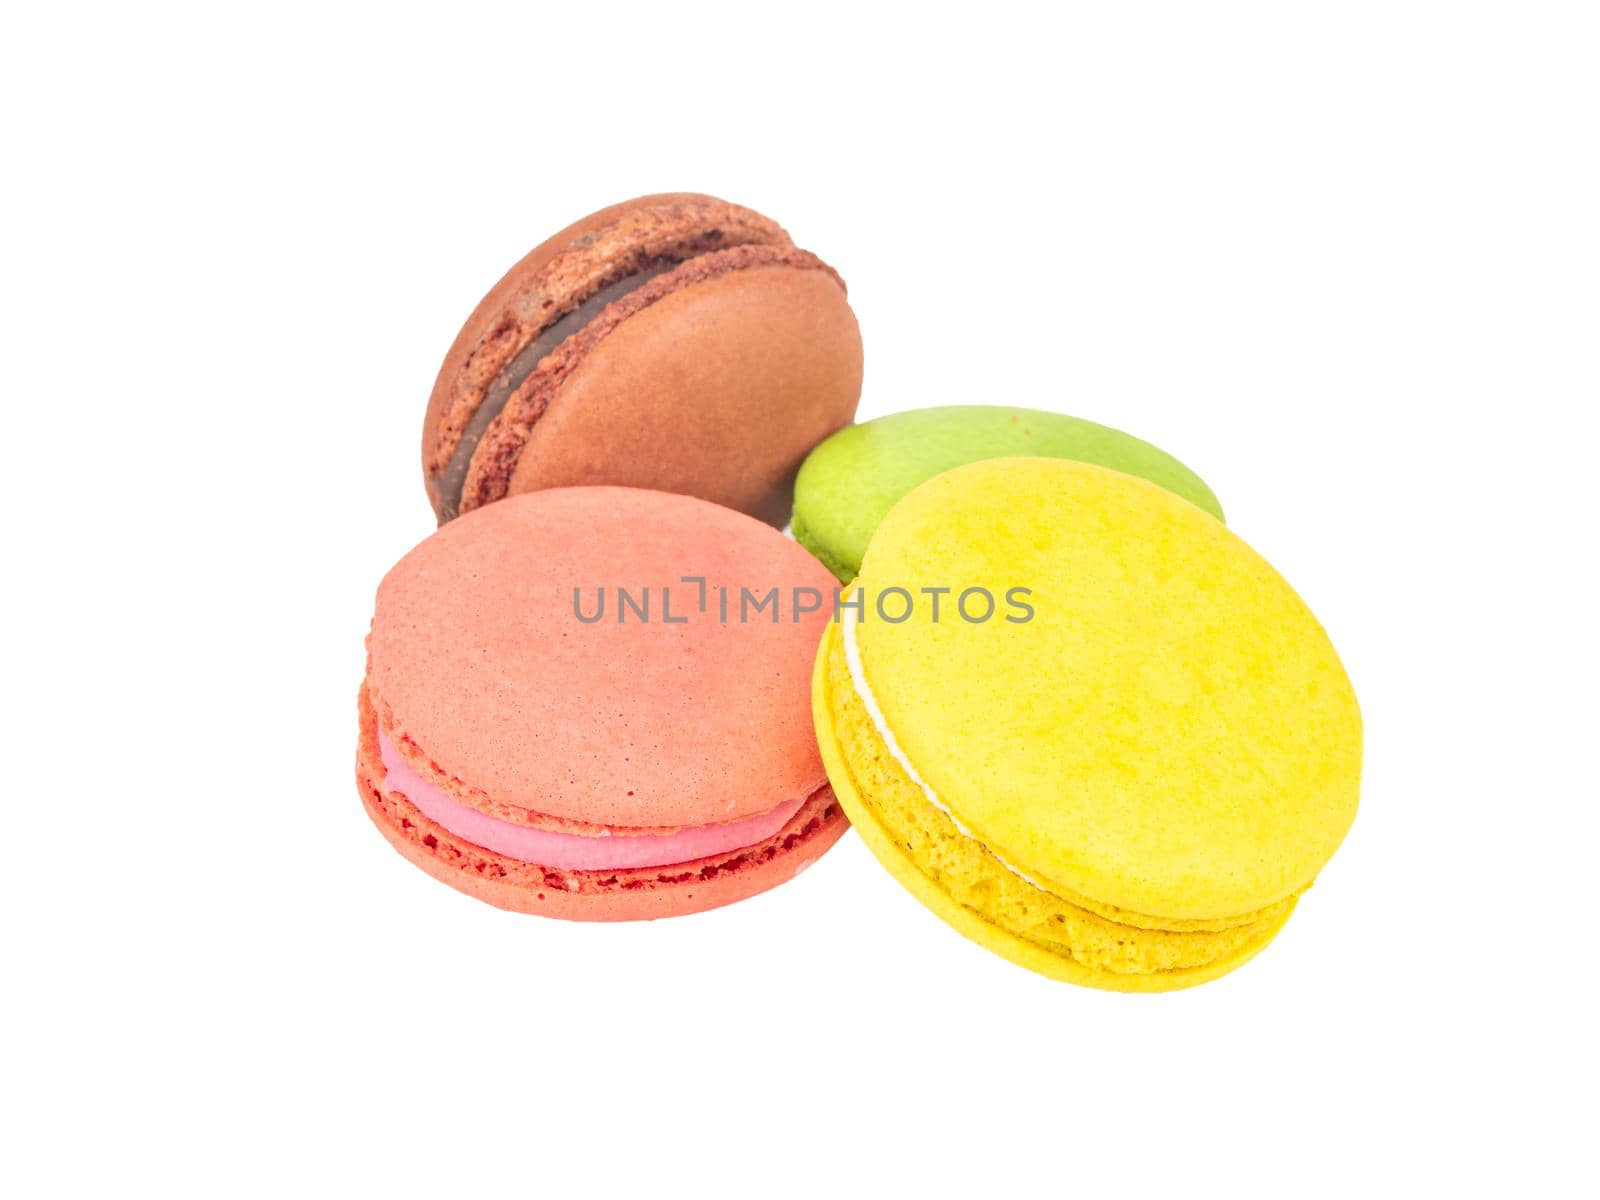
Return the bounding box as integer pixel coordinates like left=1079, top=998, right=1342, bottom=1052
left=423, top=193, right=863, bottom=526
left=792, top=405, right=1222, bottom=581
left=812, top=458, right=1361, bottom=990
left=358, top=487, right=848, bottom=919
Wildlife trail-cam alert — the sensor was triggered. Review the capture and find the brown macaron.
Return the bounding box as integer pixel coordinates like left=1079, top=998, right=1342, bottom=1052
left=422, top=193, right=864, bottom=525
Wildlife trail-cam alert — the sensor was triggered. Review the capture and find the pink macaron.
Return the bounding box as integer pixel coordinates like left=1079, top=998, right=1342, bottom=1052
left=356, top=487, right=847, bottom=919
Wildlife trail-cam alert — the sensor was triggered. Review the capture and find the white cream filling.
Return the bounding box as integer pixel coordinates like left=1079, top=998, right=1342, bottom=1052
left=839, top=600, right=1048, bottom=891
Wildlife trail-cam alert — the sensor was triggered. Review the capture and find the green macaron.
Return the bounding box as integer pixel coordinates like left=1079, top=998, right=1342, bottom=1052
left=791, top=406, right=1224, bottom=582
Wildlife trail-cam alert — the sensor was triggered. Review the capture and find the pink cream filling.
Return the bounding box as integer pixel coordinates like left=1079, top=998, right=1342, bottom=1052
left=377, top=731, right=810, bottom=871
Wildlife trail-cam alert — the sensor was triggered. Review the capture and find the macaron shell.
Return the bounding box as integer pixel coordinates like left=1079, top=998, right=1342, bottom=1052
left=503, top=264, right=862, bottom=527
left=793, top=406, right=1223, bottom=581
left=359, top=688, right=847, bottom=920
left=367, top=487, right=837, bottom=830
left=840, top=792, right=1288, bottom=991
left=854, top=458, right=1361, bottom=921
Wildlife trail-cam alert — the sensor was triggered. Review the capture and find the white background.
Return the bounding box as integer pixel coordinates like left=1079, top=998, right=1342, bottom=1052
left=5, top=3, right=1596, bottom=1195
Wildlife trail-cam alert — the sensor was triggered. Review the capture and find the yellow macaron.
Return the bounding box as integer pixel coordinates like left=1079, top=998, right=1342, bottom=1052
left=812, top=457, right=1361, bottom=991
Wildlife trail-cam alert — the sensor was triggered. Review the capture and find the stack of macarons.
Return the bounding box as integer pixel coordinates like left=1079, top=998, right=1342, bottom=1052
left=358, top=191, right=1361, bottom=992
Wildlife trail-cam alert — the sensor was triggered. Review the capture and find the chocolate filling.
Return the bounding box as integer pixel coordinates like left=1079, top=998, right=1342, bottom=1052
left=430, top=261, right=678, bottom=520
